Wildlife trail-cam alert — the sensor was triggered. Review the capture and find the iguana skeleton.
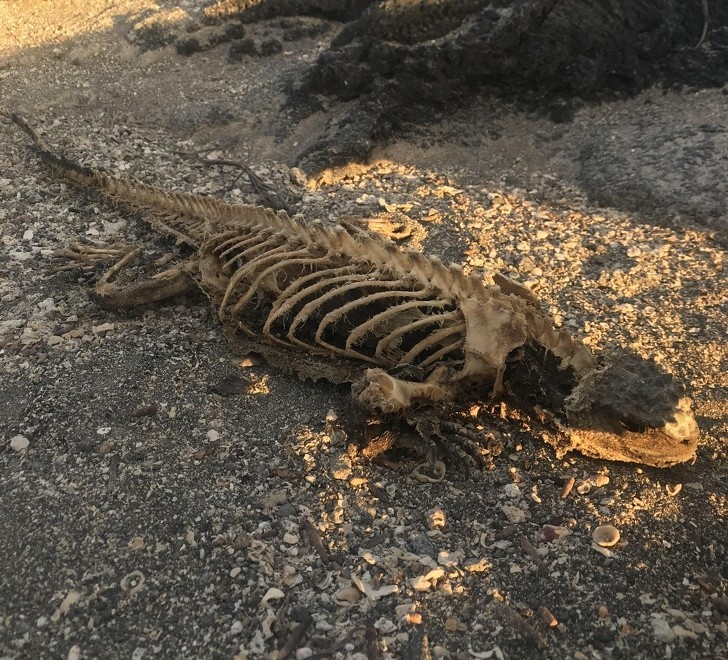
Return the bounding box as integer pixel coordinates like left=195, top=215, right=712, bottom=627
left=5, top=112, right=699, bottom=469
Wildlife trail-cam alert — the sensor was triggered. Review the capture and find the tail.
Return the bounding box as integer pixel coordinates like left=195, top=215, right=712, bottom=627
left=2, top=111, right=269, bottom=247
left=4, top=110, right=103, bottom=189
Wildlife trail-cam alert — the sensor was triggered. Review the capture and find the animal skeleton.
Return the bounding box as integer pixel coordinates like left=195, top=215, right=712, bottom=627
left=4, top=112, right=699, bottom=470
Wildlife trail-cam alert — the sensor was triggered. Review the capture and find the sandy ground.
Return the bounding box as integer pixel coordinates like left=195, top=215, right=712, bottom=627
left=0, top=2, right=726, bottom=659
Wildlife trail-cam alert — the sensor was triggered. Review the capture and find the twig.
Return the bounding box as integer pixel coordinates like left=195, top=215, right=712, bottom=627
left=107, top=454, right=120, bottom=492
left=365, top=623, right=380, bottom=660
left=519, top=537, right=548, bottom=576
left=695, top=0, right=709, bottom=48
left=277, top=611, right=313, bottom=660
left=494, top=601, right=547, bottom=650
left=538, top=606, right=558, bottom=628
left=560, top=476, right=575, bottom=499
left=178, top=150, right=296, bottom=214
left=301, top=518, right=330, bottom=566
left=307, top=628, right=363, bottom=659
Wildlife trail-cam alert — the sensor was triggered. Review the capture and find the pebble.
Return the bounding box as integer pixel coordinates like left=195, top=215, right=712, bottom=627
left=261, top=587, right=285, bottom=604
left=329, top=453, right=352, bottom=480
left=230, top=621, right=244, bottom=635
left=411, top=575, right=432, bottom=592
left=426, top=506, right=447, bottom=530
left=651, top=614, right=676, bottom=642
left=437, top=551, right=459, bottom=567
left=333, top=586, right=361, bottom=605
left=295, top=648, right=313, bottom=660
left=395, top=603, right=416, bottom=617
left=282, top=532, right=299, bottom=544
left=207, top=429, right=220, bottom=441
left=9, top=434, right=29, bottom=452
left=666, top=484, right=682, bottom=496
left=592, top=525, right=621, bottom=548
left=130, top=536, right=145, bottom=551
left=503, top=483, right=521, bottom=499
left=91, top=322, right=115, bottom=335
left=593, top=475, right=610, bottom=488
left=576, top=482, right=591, bottom=495
left=501, top=504, right=528, bottom=524
left=538, top=524, right=570, bottom=542
left=289, top=167, right=308, bottom=187
left=230, top=567, right=241, bottom=578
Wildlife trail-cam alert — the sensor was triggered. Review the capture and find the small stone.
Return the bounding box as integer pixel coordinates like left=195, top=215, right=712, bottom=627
left=444, top=617, right=460, bottom=632
left=325, top=408, right=338, bottom=422
left=538, top=525, right=570, bottom=542
left=503, top=483, right=521, bottom=499
left=130, top=536, right=145, bottom=551
left=410, top=575, right=432, bottom=592
left=597, top=604, right=610, bottom=619
left=289, top=167, right=308, bottom=187
left=672, top=624, right=698, bottom=640
left=282, top=532, right=299, bottom=544
left=330, top=453, right=352, bottom=480
left=230, top=567, right=241, bottom=578
left=501, top=504, right=527, bottom=524
left=666, top=484, right=682, bottom=496
left=230, top=621, right=244, bottom=635
left=207, top=429, right=220, bottom=442
left=593, top=475, right=610, bottom=488
left=277, top=503, right=297, bottom=517
left=261, top=587, right=285, bottom=604
left=23, top=229, right=34, bottom=241
left=349, top=477, right=368, bottom=487
left=9, top=434, right=29, bottom=452
left=92, top=322, right=115, bottom=335
left=593, top=525, right=620, bottom=548
left=396, top=603, right=416, bottom=618
left=437, top=551, right=459, bottom=567
left=406, top=612, right=423, bottom=625
left=295, top=648, right=313, bottom=660
left=463, top=558, right=489, bottom=573
left=47, top=335, right=64, bottom=346
left=651, top=614, right=676, bottom=643
left=426, top=506, right=447, bottom=530
left=333, top=586, right=361, bottom=605
left=535, top=230, right=549, bottom=240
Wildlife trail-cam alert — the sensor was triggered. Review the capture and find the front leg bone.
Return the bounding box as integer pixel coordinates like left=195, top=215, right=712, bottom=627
left=355, top=368, right=451, bottom=414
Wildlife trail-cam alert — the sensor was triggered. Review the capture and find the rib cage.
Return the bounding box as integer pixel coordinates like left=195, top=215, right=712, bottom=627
left=203, top=222, right=467, bottom=372
left=6, top=110, right=595, bottom=383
